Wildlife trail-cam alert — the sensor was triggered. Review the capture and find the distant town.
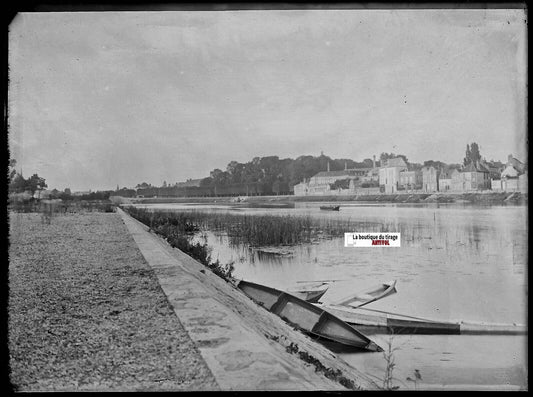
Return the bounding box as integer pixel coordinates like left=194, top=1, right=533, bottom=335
left=8, top=142, right=528, bottom=201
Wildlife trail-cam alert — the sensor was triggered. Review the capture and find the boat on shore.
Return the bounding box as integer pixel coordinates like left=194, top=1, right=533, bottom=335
left=235, top=279, right=382, bottom=351
left=286, top=282, right=329, bottom=303
left=329, top=280, right=397, bottom=308
left=319, top=205, right=340, bottom=211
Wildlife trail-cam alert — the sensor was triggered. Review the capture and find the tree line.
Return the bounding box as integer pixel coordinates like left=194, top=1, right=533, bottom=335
left=198, top=154, right=377, bottom=193
left=8, top=159, right=112, bottom=201
left=8, top=160, right=48, bottom=198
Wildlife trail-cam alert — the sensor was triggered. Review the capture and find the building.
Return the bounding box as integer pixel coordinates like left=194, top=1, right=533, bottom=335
left=293, top=182, right=308, bottom=196
left=72, top=190, right=92, bottom=196
left=451, top=162, right=491, bottom=191
left=499, top=154, right=527, bottom=192
left=500, top=164, right=520, bottom=179
left=422, top=166, right=439, bottom=192
left=379, top=157, right=408, bottom=194
left=399, top=169, right=423, bottom=192
left=361, top=168, right=380, bottom=184
left=175, top=178, right=203, bottom=188
left=518, top=173, right=528, bottom=193
left=480, top=160, right=505, bottom=180
left=506, top=154, right=526, bottom=174
left=293, top=160, right=378, bottom=196
left=438, top=168, right=454, bottom=192
left=113, top=187, right=137, bottom=198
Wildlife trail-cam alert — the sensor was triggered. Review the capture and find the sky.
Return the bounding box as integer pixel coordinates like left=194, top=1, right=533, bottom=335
left=8, top=8, right=528, bottom=191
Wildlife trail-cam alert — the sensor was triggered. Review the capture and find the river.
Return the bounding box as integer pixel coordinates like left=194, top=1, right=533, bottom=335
left=133, top=201, right=528, bottom=390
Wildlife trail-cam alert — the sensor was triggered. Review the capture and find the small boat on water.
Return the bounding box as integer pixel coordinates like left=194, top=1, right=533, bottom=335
left=329, top=280, right=397, bottom=309
left=286, top=282, right=329, bottom=303
left=319, top=205, right=340, bottom=211
left=322, top=306, right=528, bottom=335
left=245, top=202, right=295, bottom=209
left=252, top=247, right=294, bottom=256
left=235, top=279, right=382, bottom=351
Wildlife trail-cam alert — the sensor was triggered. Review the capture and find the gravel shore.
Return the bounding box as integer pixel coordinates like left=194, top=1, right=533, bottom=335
left=8, top=211, right=219, bottom=391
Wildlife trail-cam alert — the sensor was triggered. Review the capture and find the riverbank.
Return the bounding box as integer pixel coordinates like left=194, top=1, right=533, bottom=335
left=117, top=191, right=527, bottom=206
left=8, top=210, right=378, bottom=391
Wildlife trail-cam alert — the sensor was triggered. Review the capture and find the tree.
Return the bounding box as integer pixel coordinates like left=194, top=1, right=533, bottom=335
left=9, top=159, right=17, bottom=181
left=210, top=169, right=231, bottom=185
left=362, top=158, right=375, bottom=168
left=423, top=160, right=447, bottom=169
left=331, top=179, right=351, bottom=190
left=380, top=153, right=408, bottom=165
left=469, top=142, right=481, bottom=164
left=463, top=144, right=471, bottom=166
left=463, top=142, right=481, bottom=166
left=9, top=173, right=27, bottom=193
left=200, top=177, right=213, bottom=187
left=226, top=161, right=246, bottom=184
left=26, top=174, right=47, bottom=198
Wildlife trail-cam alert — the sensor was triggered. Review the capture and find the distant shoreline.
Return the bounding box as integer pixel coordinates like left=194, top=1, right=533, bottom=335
left=115, top=191, right=527, bottom=206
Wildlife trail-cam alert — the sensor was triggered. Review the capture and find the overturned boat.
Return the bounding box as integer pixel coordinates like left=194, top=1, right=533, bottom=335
left=235, top=279, right=382, bottom=352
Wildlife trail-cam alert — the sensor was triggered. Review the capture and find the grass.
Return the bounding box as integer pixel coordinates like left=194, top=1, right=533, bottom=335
left=9, top=199, right=116, bottom=215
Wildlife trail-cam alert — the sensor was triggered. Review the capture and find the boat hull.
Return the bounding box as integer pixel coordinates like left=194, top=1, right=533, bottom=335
left=236, top=280, right=382, bottom=351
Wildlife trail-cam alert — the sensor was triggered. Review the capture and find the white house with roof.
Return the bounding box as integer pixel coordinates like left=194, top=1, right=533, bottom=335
left=293, top=161, right=377, bottom=196
left=379, top=157, right=408, bottom=194
left=497, top=154, right=527, bottom=192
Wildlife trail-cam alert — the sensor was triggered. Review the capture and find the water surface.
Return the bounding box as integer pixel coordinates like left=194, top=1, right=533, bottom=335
left=134, top=201, right=528, bottom=390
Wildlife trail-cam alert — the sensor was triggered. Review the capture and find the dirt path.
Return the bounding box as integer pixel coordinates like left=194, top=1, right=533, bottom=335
left=8, top=211, right=219, bottom=391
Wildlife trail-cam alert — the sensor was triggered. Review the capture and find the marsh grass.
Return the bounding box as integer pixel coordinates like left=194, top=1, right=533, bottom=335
left=124, top=207, right=235, bottom=280
left=124, top=206, right=392, bottom=247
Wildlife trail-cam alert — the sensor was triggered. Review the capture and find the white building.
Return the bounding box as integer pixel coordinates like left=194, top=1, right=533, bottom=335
left=379, top=157, right=408, bottom=194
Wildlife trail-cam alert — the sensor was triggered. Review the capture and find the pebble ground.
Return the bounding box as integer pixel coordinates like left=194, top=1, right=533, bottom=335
left=8, top=211, right=219, bottom=391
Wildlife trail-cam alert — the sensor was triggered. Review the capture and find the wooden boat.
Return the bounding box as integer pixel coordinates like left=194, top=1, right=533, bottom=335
left=330, top=280, right=397, bottom=308
left=252, top=247, right=294, bottom=256
left=321, top=306, right=528, bottom=335
left=286, top=282, right=329, bottom=303
left=319, top=205, right=340, bottom=211
left=235, top=280, right=382, bottom=351
left=245, top=202, right=295, bottom=209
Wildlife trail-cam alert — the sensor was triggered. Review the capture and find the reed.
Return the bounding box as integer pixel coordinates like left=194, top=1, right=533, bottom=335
left=124, top=206, right=235, bottom=281
left=124, top=206, right=394, bottom=247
